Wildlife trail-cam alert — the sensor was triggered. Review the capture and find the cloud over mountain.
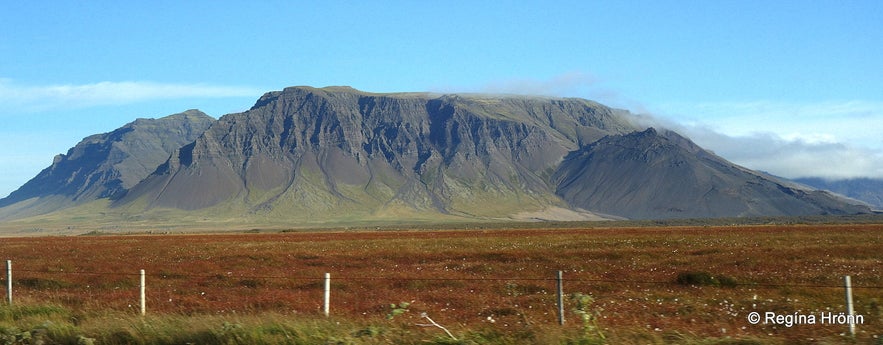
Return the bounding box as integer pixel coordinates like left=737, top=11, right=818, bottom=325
left=685, top=129, right=883, bottom=180
left=646, top=100, right=883, bottom=180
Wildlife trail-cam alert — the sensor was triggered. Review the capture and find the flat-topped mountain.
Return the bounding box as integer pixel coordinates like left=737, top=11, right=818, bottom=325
left=116, top=86, right=639, bottom=220
left=0, top=86, right=871, bottom=224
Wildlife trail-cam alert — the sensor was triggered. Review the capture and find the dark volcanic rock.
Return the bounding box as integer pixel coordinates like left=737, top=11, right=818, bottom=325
left=116, top=86, right=869, bottom=220
left=552, top=128, right=871, bottom=219
left=0, top=110, right=215, bottom=218
left=117, top=86, right=637, bottom=217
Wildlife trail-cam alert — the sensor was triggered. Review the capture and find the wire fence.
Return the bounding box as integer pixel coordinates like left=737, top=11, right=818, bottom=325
left=4, top=258, right=882, bottom=335
left=10, top=267, right=883, bottom=288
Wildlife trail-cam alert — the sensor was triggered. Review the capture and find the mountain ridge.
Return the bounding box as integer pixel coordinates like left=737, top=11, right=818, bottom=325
left=552, top=128, right=869, bottom=219
left=0, top=110, right=215, bottom=219
left=794, top=177, right=883, bottom=209
left=115, top=86, right=638, bottom=220
left=0, top=86, right=872, bottom=225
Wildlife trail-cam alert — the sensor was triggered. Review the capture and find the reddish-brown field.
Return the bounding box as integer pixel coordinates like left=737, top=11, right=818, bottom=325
left=2, top=224, right=882, bottom=342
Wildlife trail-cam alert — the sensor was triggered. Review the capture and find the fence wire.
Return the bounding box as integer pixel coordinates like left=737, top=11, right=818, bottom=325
left=9, top=267, right=883, bottom=289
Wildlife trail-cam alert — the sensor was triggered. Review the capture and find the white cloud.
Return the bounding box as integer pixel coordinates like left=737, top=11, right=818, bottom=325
left=682, top=127, right=883, bottom=180
left=645, top=100, right=883, bottom=180
left=658, top=100, right=883, bottom=149
left=0, top=79, right=263, bottom=113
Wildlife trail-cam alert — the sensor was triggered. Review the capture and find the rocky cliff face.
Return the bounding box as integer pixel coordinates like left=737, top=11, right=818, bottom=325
left=117, top=87, right=638, bottom=219
left=0, top=110, right=215, bottom=219
left=116, top=86, right=870, bottom=220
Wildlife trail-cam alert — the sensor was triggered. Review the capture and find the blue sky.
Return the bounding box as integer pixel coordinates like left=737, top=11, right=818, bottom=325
left=1, top=1, right=881, bottom=198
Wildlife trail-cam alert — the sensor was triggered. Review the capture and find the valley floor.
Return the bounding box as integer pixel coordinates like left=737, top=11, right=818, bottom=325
left=1, top=223, right=881, bottom=344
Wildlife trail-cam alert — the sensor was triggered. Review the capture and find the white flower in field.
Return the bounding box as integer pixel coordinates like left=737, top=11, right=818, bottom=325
left=487, top=316, right=496, bottom=323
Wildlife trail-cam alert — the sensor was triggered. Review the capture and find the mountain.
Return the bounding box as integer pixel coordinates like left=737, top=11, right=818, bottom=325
left=0, top=110, right=215, bottom=219
left=793, top=177, right=883, bottom=210
left=0, top=86, right=871, bottom=224
left=109, top=86, right=870, bottom=221
left=115, top=86, right=637, bottom=220
left=552, top=128, right=871, bottom=219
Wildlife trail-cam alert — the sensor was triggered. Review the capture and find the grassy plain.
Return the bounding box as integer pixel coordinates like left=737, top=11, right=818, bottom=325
left=1, top=223, right=881, bottom=344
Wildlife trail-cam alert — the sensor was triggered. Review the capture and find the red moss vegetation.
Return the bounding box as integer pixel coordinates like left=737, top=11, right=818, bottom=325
left=2, top=224, right=881, bottom=341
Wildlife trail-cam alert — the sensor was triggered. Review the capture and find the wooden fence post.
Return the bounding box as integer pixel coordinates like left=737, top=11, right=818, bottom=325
left=140, top=269, right=146, bottom=316
left=5, top=260, right=10, bottom=305
left=844, top=275, right=855, bottom=337
left=557, top=270, right=564, bottom=325
left=324, top=273, right=331, bottom=317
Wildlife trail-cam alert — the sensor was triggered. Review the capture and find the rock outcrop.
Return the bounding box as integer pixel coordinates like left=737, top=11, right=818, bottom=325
left=117, top=87, right=637, bottom=219
left=0, top=110, right=214, bottom=219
